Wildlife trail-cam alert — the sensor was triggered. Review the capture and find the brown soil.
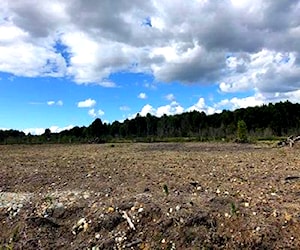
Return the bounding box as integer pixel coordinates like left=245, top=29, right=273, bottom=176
left=1, top=142, right=300, bottom=249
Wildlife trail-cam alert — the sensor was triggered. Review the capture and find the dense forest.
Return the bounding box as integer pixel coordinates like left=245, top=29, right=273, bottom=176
left=1, top=101, right=300, bottom=144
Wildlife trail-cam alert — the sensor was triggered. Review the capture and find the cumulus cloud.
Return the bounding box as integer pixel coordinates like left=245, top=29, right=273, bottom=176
left=213, top=94, right=265, bottom=111
left=140, top=104, right=156, bottom=116
left=88, top=108, right=105, bottom=118
left=138, top=92, right=147, bottom=99
left=23, top=125, right=74, bottom=135
left=137, top=101, right=184, bottom=117
left=136, top=94, right=272, bottom=118
left=187, top=98, right=219, bottom=115
left=219, top=50, right=300, bottom=94
left=77, top=98, right=96, bottom=108
left=0, top=0, right=300, bottom=96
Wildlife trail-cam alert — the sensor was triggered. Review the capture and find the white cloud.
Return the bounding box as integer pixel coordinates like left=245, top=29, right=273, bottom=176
left=23, top=128, right=46, bottom=135
left=0, top=0, right=300, bottom=101
left=88, top=108, right=104, bottom=118
left=219, top=50, right=300, bottom=94
left=138, top=92, right=147, bottom=99
left=47, top=100, right=63, bottom=106
left=140, top=104, right=155, bottom=116
left=227, top=96, right=264, bottom=110
left=47, top=101, right=55, bottom=106
left=137, top=101, right=184, bottom=118
left=165, top=93, right=175, bottom=101
left=23, top=125, right=74, bottom=135
left=77, top=98, right=96, bottom=108
left=157, top=101, right=184, bottom=117
left=49, top=125, right=74, bottom=133
left=0, top=127, right=10, bottom=131
left=88, top=109, right=97, bottom=117
left=187, top=98, right=219, bottom=115
left=98, top=81, right=117, bottom=88
left=56, top=100, right=63, bottom=106
left=97, top=109, right=105, bottom=116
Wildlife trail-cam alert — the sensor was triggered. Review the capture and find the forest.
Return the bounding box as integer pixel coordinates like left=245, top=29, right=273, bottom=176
left=1, top=101, right=300, bottom=144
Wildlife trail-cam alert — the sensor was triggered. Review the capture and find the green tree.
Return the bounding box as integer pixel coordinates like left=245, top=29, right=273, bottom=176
left=43, top=128, right=51, bottom=141
left=88, top=118, right=104, bottom=138
left=237, top=120, right=248, bottom=142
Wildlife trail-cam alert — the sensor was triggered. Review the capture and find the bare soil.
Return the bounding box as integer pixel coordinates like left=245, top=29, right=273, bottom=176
left=1, top=142, right=300, bottom=249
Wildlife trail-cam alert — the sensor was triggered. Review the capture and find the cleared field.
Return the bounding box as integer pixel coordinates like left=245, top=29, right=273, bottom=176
left=1, top=143, right=300, bottom=249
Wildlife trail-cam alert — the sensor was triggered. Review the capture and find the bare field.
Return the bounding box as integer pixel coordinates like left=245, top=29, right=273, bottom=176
left=1, top=143, right=300, bottom=249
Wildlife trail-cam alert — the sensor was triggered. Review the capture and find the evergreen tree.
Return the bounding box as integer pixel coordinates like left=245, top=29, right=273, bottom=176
left=237, top=120, right=248, bottom=142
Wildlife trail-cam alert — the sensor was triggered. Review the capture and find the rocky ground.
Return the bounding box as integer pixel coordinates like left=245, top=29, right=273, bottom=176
left=1, top=142, right=300, bottom=249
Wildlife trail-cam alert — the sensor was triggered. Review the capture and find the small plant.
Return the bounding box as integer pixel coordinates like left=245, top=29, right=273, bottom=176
left=44, top=195, right=53, bottom=204
left=230, top=202, right=237, bottom=215
left=163, top=184, right=169, bottom=196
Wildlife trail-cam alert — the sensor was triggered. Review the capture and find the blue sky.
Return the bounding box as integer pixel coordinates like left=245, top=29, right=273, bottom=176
left=1, top=0, right=300, bottom=134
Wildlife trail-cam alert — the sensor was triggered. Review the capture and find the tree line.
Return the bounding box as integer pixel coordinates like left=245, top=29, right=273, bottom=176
left=1, top=101, right=300, bottom=144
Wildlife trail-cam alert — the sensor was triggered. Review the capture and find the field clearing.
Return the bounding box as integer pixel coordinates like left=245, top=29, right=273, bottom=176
left=1, top=142, right=300, bottom=249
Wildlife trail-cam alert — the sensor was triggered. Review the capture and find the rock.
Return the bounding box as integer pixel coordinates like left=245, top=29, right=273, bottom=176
left=51, top=202, right=65, bottom=218
left=72, top=218, right=88, bottom=235
left=44, top=202, right=65, bottom=218
left=285, top=176, right=300, bottom=182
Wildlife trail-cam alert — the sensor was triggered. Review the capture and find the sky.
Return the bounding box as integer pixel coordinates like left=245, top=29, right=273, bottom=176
left=1, top=0, right=300, bottom=135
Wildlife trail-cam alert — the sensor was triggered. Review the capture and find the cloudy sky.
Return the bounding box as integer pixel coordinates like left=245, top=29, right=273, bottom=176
left=1, top=0, right=300, bottom=134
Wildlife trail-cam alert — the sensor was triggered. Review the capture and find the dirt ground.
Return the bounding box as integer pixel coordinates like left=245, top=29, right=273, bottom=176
left=1, top=142, right=300, bottom=249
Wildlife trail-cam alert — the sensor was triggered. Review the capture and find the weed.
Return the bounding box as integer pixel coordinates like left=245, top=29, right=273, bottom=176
left=163, top=184, right=169, bottom=196
left=44, top=195, right=53, bottom=204
left=230, top=202, right=238, bottom=215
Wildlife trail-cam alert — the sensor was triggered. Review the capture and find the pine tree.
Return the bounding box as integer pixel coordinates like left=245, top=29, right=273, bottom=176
left=237, top=120, right=248, bottom=142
